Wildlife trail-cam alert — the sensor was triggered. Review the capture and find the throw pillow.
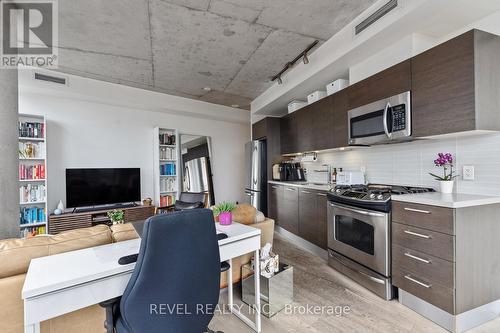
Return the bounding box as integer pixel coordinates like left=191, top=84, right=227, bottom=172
left=232, top=203, right=257, bottom=225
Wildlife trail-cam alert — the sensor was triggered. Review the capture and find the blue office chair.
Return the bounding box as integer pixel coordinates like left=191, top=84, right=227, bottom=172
left=100, top=209, right=222, bottom=333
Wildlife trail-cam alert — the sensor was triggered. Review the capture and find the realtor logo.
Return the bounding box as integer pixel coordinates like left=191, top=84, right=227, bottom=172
left=1, top=0, right=58, bottom=68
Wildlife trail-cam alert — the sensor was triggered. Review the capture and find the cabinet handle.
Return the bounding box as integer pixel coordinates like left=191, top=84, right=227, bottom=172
left=285, top=188, right=296, bottom=191
left=404, top=252, right=431, bottom=264
left=404, top=207, right=431, bottom=214
left=404, top=230, right=431, bottom=239
left=272, top=186, right=279, bottom=189
left=301, top=190, right=312, bottom=194
left=404, top=275, right=432, bottom=288
left=316, top=193, right=327, bottom=197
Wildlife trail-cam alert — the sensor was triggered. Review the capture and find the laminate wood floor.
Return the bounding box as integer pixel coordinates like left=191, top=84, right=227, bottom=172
left=210, top=232, right=500, bottom=333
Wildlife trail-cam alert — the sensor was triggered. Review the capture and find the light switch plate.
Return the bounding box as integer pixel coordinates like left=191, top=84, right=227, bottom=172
left=463, top=165, right=475, bottom=181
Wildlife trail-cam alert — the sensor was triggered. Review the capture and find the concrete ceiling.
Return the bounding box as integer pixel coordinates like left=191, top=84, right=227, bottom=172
left=54, top=0, right=377, bottom=110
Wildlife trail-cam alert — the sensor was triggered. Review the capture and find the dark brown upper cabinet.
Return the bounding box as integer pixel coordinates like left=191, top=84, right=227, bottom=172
left=280, top=111, right=299, bottom=155
left=277, top=29, right=500, bottom=155
left=280, top=92, right=349, bottom=154
left=347, top=60, right=411, bottom=110
left=412, top=29, right=500, bottom=137
left=251, top=117, right=281, bottom=182
left=332, top=89, right=349, bottom=148
left=310, top=96, right=335, bottom=151
left=251, top=119, right=267, bottom=140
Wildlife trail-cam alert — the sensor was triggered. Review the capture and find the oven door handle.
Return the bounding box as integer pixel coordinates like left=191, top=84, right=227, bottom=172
left=329, top=251, right=385, bottom=285
left=329, top=202, right=385, bottom=218
left=383, top=102, right=392, bottom=139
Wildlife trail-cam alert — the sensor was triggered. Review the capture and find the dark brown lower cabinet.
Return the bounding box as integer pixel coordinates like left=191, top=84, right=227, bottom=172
left=315, top=192, right=328, bottom=249
left=267, top=184, right=282, bottom=221
left=268, top=183, right=328, bottom=248
left=279, top=186, right=299, bottom=234
left=298, top=189, right=328, bottom=249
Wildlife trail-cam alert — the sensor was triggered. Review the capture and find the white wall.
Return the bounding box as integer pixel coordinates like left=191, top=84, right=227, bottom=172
left=304, top=133, right=500, bottom=196
left=18, top=69, right=251, bottom=211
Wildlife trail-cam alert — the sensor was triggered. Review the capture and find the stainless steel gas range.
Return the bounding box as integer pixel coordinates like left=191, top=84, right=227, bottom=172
left=326, top=184, right=434, bottom=300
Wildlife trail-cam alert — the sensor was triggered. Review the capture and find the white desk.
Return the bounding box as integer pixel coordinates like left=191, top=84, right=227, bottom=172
left=22, top=222, right=261, bottom=333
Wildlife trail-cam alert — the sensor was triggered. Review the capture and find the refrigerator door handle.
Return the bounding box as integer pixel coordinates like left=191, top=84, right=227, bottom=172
left=252, top=145, right=259, bottom=187
left=184, top=166, right=190, bottom=192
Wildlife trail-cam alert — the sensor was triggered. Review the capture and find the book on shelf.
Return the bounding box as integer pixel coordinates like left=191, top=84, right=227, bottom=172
left=160, top=146, right=176, bottom=160
left=19, top=121, right=45, bottom=139
left=19, top=163, right=45, bottom=180
left=160, top=177, right=176, bottom=192
left=19, top=184, right=46, bottom=203
left=160, top=195, right=176, bottom=207
left=20, top=207, right=47, bottom=224
left=21, top=225, right=46, bottom=238
left=159, top=132, right=176, bottom=145
left=19, top=142, right=45, bottom=159
left=160, top=163, right=176, bottom=176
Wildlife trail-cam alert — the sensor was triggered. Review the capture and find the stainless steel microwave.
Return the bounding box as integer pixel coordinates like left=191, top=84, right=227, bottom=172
left=348, top=91, right=411, bottom=145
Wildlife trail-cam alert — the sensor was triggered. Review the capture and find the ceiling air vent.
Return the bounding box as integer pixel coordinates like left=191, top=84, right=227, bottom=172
left=34, top=72, right=67, bottom=85
left=355, top=0, right=398, bottom=35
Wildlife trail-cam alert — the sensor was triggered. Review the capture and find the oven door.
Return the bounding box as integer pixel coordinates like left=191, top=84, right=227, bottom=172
left=327, top=202, right=390, bottom=276
left=348, top=91, right=411, bottom=145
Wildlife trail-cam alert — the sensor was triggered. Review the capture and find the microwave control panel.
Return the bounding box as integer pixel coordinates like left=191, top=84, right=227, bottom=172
left=392, top=104, right=406, bottom=131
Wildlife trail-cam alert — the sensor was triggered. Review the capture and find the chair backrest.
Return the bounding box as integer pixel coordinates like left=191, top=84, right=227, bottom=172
left=178, top=192, right=206, bottom=205
left=118, top=209, right=221, bottom=332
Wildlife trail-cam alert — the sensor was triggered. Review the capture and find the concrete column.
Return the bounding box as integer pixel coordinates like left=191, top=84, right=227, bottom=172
left=0, top=68, right=19, bottom=239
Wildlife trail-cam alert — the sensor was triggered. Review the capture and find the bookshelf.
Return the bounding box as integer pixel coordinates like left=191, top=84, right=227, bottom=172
left=153, top=127, right=179, bottom=207
left=18, top=114, right=48, bottom=238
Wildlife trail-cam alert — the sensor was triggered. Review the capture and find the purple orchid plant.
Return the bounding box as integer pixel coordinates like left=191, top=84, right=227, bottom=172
left=429, top=152, right=458, bottom=181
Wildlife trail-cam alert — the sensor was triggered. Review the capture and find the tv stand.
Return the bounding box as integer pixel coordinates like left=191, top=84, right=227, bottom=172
left=49, top=205, right=155, bottom=234
left=72, top=202, right=138, bottom=214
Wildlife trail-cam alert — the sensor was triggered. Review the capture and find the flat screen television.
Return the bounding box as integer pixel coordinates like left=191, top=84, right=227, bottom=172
left=66, top=168, right=140, bottom=208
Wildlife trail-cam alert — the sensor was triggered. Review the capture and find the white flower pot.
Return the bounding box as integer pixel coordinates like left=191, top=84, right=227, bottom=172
left=439, top=181, right=454, bottom=194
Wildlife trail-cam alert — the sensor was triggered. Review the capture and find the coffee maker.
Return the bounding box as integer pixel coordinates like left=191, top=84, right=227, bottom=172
left=279, top=162, right=305, bottom=181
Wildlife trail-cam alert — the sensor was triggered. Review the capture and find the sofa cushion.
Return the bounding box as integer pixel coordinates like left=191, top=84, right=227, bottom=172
left=111, top=223, right=139, bottom=242
left=0, top=237, right=51, bottom=279
left=48, top=224, right=112, bottom=255
left=0, top=225, right=112, bottom=278
left=0, top=273, right=25, bottom=333
left=232, top=204, right=257, bottom=225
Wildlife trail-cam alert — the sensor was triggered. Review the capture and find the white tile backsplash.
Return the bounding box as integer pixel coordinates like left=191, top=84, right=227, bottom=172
left=304, top=133, right=500, bottom=195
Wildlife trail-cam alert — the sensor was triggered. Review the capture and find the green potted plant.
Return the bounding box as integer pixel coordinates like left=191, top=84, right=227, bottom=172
left=213, top=201, right=236, bottom=225
left=429, top=152, right=458, bottom=193
left=107, top=209, right=125, bottom=225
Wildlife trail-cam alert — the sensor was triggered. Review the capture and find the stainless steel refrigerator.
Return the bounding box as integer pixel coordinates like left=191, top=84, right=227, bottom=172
left=182, top=156, right=214, bottom=206
left=244, top=140, right=266, bottom=212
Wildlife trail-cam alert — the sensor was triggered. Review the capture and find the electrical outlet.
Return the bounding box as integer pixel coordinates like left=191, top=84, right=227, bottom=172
left=463, top=165, right=475, bottom=181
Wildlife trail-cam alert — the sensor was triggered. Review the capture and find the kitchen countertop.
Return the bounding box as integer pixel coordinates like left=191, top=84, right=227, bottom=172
left=268, top=180, right=332, bottom=192
left=392, top=192, right=500, bottom=208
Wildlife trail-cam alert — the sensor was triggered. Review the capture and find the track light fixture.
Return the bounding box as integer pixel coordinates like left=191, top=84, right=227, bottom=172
left=302, top=52, right=309, bottom=64
left=271, top=40, right=318, bottom=84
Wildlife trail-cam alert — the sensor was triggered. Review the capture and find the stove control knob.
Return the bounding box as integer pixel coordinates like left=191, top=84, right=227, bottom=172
left=336, top=189, right=342, bottom=193
left=377, top=194, right=384, bottom=200
left=369, top=193, right=375, bottom=199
